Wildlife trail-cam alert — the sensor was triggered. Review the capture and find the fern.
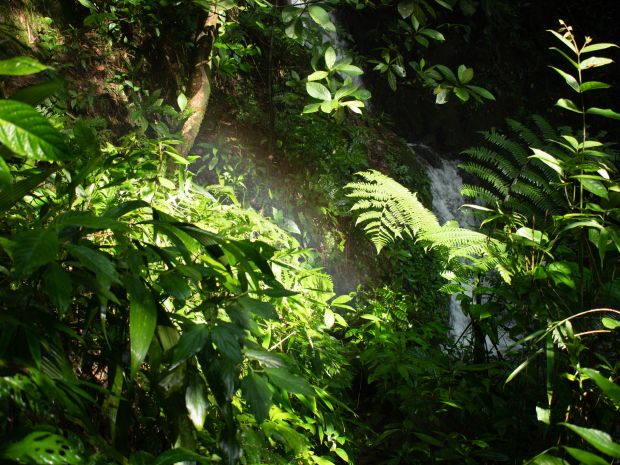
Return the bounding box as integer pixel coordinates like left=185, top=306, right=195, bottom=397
left=346, top=170, right=509, bottom=282
left=460, top=115, right=566, bottom=222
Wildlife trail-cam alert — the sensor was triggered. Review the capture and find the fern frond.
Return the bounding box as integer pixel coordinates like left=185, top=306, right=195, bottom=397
left=507, top=118, right=543, bottom=148
left=532, top=114, right=558, bottom=142
left=461, top=147, right=519, bottom=180
left=482, top=130, right=530, bottom=167
left=460, top=184, right=500, bottom=206
left=460, top=163, right=509, bottom=196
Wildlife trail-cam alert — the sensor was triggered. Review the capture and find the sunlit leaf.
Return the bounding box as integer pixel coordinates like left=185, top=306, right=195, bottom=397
left=0, top=100, right=68, bottom=160
left=562, top=423, right=620, bottom=458
left=0, top=56, right=50, bottom=76
left=127, top=276, right=158, bottom=378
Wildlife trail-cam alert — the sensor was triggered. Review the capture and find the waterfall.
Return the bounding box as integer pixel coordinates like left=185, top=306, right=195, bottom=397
left=408, top=143, right=473, bottom=341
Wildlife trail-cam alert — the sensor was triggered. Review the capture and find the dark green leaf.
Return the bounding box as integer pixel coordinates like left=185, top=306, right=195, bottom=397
left=158, top=272, right=191, bottom=302
left=171, top=324, right=210, bottom=368
left=397, top=0, right=415, bottom=18
left=11, top=79, right=64, bottom=105
left=127, top=276, right=158, bottom=377
left=2, top=431, right=82, bottom=464
left=457, top=65, right=474, bottom=83
left=44, top=263, right=72, bottom=315
left=12, top=228, right=59, bottom=276
left=0, top=156, right=11, bottom=191
left=454, top=87, right=470, bottom=102
left=265, top=367, right=314, bottom=396
left=66, top=244, right=121, bottom=284
left=0, top=57, right=50, bottom=76
left=0, top=100, right=68, bottom=160
left=466, top=84, right=495, bottom=100
left=238, top=296, right=278, bottom=320
left=241, top=372, right=272, bottom=423
left=531, top=453, right=570, bottom=465
left=212, top=324, right=243, bottom=362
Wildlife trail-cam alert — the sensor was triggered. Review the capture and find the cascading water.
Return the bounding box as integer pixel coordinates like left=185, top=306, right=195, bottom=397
left=408, top=143, right=474, bottom=341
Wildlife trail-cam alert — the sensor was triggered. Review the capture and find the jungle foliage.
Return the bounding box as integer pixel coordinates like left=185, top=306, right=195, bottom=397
left=0, top=1, right=618, bottom=465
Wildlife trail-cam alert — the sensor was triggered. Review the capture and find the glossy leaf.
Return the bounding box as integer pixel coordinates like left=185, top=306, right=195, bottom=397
left=582, top=42, right=619, bottom=54
left=466, top=84, right=495, bottom=100
left=66, top=244, right=121, bottom=284
left=555, top=98, right=582, bottom=113
left=457, top=65, right=474, bottom=84
left=186, top=373, right=209, bottom=430
left=580, top=81, right=611, bottom=92
left=562, top=423, right=620, bottom=458
left=308, top=5, right=330, bottom=27
left=307, top=71, right=328, bottom=81
left=153, top=448, right=208, bottom=465
left=580, top=56, right=613, bottom=70
left=325, top=47, right=337, bottom=70
left=11, top=78, right=65, bottom=105
left=397, top=0, right=415, bottom=18
left=0, top=100, right=68, bottom=160
left=0, top=156, right=11, bottom=191
left=586, top=107, right=620, bottom=120
left=306, top=82, right=331, bottom=101
left=550, top=66, right=579, bottom=92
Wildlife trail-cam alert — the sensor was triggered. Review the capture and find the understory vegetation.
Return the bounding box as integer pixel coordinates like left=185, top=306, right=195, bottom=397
left=0, top=1, right=618, bottom=465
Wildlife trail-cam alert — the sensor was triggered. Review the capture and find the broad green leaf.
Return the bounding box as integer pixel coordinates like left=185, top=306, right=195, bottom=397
left=212, top=323, right=243, bottom=362
left=66, top=244, right=121, bottom=284
left=550, top=66, right=579, bottom=92
left=466, top=84, right=495, bottom=100
left=581, top=368, right=620, bottom=408
left=241, top=372, right=272, bottom=423
left=308, top=5, right=330, bottom=27
left=582, top=42, right=619, bottom=54
left=12, top=228, right=59, bottom=276
left=307, top=71, right=328, bottom=81
left=2, top=431, right=82, bottom=464
left=341, top=100, right=364, bottom=114
left=562, top=423, right=620, bottom=458
left=171, top=324, right=210, bottom=367
left=577, top=177, right=608, bottom=199
left=325, top=47, right=337, bottom=69
left=265, top=367, right=314, bottom=396
left=333, top=64, right=364, bottom=76
left=127, top=276, right=158, bottom=378
left=0, top=100, right=68, bottom=160
left=550, top=47, right=579, bottom=70
left=303, top=102, right=322, bottom=114
left=586, top=107, right=620, bottom=120
left=580, top=81, right=611, bottom=92
left=324, top=308, right=335, bottom=328
left=44, top=263, right=72, bottom=315
left=0, top=57, right=50, bottom=76
left=536, top=406, right=550, bottom=424
left=420, top=28, right=445, bottom=42
left=397, top=0, right=415, bottom=18
left=556, top=98, right=582, bottom=113
left=185, top=373, right=209, bottom=430
left=0, top=169, right=53, bottom=213
left=530, top=148, right=563, bottom=175
left=564, top=447, right=610, bottom=465
left=153, top=448, right=208, bottom=465
left=158, top=272, right=191, bottom=302
left=580, top=56, right=614, bottom=70
left=435, top=64, right=457, bottom=83
left=453, top=87, right=470, bottom=102
left=602, top=317, right=620, bottom=330
left=457, top=65, right=474, bottom=84
left=306, top=82, right=331, bottom=101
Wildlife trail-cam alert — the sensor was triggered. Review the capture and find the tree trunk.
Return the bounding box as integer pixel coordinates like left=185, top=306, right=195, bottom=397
left=178, top=9, right=218, bottom=156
